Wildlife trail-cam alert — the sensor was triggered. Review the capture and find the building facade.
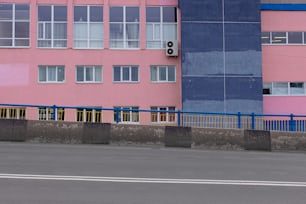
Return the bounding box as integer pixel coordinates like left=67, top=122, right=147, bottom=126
left=261, top=1, right=306, bottom=115
left=1, top=0, right=306, bottom=124
left=0, top=0, right=181, bottom=124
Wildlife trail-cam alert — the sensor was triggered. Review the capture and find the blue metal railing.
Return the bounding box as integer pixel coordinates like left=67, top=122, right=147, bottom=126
left=1, top=103, right=306, bottom=132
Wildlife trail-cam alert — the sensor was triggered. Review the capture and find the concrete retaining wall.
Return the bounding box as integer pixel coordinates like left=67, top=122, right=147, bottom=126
left=1, top=119, right=306, bottom=152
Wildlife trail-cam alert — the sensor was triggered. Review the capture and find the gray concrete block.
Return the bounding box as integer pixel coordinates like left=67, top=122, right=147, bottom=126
left=165, top=126, right=192, bottom=148
left=82, top=123, right=111, bottom=144
left=110, top=124, right=164, bottom=145
left=26, top=120, right=83, bottom=144
left=244, top=129, right=271, bottom=151
left=0, top=119, right=26, bottom=142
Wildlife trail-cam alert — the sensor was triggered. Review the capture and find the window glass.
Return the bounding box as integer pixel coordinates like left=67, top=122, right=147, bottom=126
left=74, top=6, right=87, bottom=22
left=38, top=6, right=51, bottom=21
left=90, top=6, right=103, bottom=22
left=110, top=7, right=123, bottom=22
left=0, top=4, right=12, bottom=20
left=113, top=66, right=121, bottom=81
left=261, top=32, right=270, bottom=44
left=126, top=7, right=139, bottom=22
left=39, top=66, right=46, bottom=81
left=163, top=7, right=177, bottom=22
left=263, top=82, right=272, bottom=95
left=57, top=66, right=65, bottom=81
left=15, top=4, right=29, bottom=20
left=15, top=22, right=29, bottom=38
left=95, top=67, right=102, bottom=81
left=271, top=32, right=286, bottom=44
left=159, top=66, right=167, bottom=81
left=150, top=66, right=157, bottom=81
left=54, top=6, right=67, bottom=21
left=168, top=66, right=175, bottom=81
left=76, top=66, right=84, bottom=81
left=273, top=82, right=288, bottom=95
left=288, top=32, right=303, bottom=44
left=86, top=67, right=93, bottom=81
left=290, top=82, right=305, bottom=95
left=0, top=22, right=12, bottom=37
left=122, top=67, right=130, bottom=81
left=131, top=67, right=138, bottom=81
left=146, top=7, right=160, bottom=22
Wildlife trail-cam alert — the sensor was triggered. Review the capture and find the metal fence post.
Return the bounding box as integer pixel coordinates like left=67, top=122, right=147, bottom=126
left=177, top=110, right=181, bottom=127
left=115, top=107, right=120, bottom=124
left=237, top=112, right=241, bottom=129
left=52, top=105, right=56, bottom=120
left=289, top=113, right=295, bottom=131
left=251, top=113, right=255, bottom=130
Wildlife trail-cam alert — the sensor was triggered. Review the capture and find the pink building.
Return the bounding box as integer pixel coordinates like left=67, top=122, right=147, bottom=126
left=0, top=0, right=181, bottom=124
left=262, top=6, right=306, bottom=116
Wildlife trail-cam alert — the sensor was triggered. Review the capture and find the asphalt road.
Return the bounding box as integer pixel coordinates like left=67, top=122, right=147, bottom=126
left=0, top=142, right=306, bottom=204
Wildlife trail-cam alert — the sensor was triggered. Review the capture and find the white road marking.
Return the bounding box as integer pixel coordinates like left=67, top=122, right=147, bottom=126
left=0, top=173, right=305, bottom=187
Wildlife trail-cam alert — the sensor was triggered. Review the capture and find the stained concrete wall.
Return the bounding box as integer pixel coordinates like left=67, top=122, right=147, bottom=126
left=1, top=119, right=306, bottom=152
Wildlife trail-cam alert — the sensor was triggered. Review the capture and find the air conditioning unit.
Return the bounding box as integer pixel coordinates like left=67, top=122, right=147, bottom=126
left=166, top=40, right=178, bottom=57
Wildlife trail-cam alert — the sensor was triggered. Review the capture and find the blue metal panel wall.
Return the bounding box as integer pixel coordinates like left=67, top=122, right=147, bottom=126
left=180, top=0, right=263, bottom=114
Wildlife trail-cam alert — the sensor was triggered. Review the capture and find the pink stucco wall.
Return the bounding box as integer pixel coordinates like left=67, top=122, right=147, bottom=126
left=262, top=10, right=306, bottom=115
left=0, top=0, right=181, bottom=123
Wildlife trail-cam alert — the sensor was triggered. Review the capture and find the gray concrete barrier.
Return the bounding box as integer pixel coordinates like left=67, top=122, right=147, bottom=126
left=26, top=120, right=83, bottom=144
left=165, top=126, right=192, bottom=148
left=244, top=130, right=271, bottom=151
left=111, top=124, right=164, bottom=146
left=0, top=119, right=27, bottom=142
left=192, top=128, right=244, bottom=150
left=2, top=119, right=306, bottom=152
left=271, top=131, right=306, bottom=151
left=82, top=123, right=110, bottom=144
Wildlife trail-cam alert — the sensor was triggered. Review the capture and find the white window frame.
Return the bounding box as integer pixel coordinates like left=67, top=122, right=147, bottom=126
left=109, top=6, right=140, bottom=49
left=263, top=82, right=306, bottom=96
left=37, top=5, right=67, bottom=48
left=76, top=65, right=102, bottom=83
left=0, top=3, right=30, bottom=47
left=151, top=106, right=176, bottom=123
left=114, top=106, right=139, bottom=124
left=38, top=65, right=65, bottom=83
left=73, top=5, right=104, bottom=49
left=113, top=66, right=139, bottom=82
left=150, top=65, right=176, bottom=82
left=146, top=6, right=177, bottom=49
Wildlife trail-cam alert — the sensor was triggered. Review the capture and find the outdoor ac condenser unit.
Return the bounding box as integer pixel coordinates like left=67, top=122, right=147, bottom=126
left=166, top=40, right=178, bottom=57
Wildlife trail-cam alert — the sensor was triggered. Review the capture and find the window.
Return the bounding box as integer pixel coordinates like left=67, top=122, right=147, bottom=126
left=263, top=82, right=306, bottom=96
left=74, top=6, right=103, bottom=49
left=146, top=6, right=177, bottom=48
left=288, top=32, right=303, bottom=44
left=151, top=106, right=175, bottom=123
left=271, top=32, right=286, bottom=44
left=38, top=107, right=65, bottom=121
left=76, top=108, right=102, bottom=123
left=113, top=66, right=139, bottom=82
left=38, top=65, right=65, bottom=83
left=0, top=4, right=30, bottom=47
left=114, top=106, right=139, bottom=123
left=263, top=82, right=272, bottom=95
left=0, top=107, right=26, bottom=119
left=109, top=6, right=139, bottom=48
left=38, top=5, right=67, bottom=48
left=290, top=82, right=305, bottom=95
left=76, top=65, right=102, bottom=83
left=261, top=32, right=270, bottom=44
left=150, top=65, right=175, bottom=82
